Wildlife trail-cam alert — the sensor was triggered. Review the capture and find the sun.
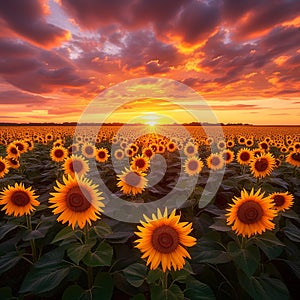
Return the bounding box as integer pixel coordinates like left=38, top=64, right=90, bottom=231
left=146, top=120, right=157, bottom=127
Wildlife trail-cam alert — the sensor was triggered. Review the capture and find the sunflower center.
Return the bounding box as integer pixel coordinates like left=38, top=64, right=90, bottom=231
left=188, top=160, right=198, bottom=171
left=10, top=158, right=18, bottom=165
left=11, top=147, right=18, bottom=155
left=70, top=160, right=83, bottom=173
left=54, top=149, right=64, bottom=158
left=145, top=149, right=153, bottom=157
left=219, top=142, right=225, bottom=148
left=85, top=146, right=94, bottom=155
left=0, top=161, right=5, bottom=172
left=66, top=186, right=91, bottom=212
left=223, top=152, right=231, bottom=161
left=116, top=151, right=123, bottom=157
left=260, top=143, right=268, bottom=149
left=124, top=172, right=141, bottom=186
left=211, top=156, right=220, bottom=166
left=135, top=158, right=146, bottom=168
left=291, top=152, right=300, bottom=162
left=273, top=195, right=285, bottom=207
left=168, top=143, right=175, bottom=149
left=240, top=152, right=250, bottom=161
left=186, top=146, right=194, bottom=154
left=16, top=143, right=24, bottom=151
left=152, top=225, right=179, bottom=253
left=254, top=158, right=269, bottom=171
left=11, top=191, right=30, bottom=206
left=98, top=151, right=106, bottom=159
left=237, top=200, right=263, bottom=224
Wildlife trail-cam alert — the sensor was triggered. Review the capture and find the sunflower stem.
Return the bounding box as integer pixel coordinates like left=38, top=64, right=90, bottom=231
left=26, top=214, right=37, bottom=263
left=162, top=270, right=169, bottom=290
left=241, top=236, right=246, bottom=249
left=84, top=225, right=93, bottom=289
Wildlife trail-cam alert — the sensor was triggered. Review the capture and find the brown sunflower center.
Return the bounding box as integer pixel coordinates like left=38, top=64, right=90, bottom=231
left=240, top=152, right=250, bottom=161
left=219, top=142, right=225, bottom=148
left=54, top=149, right=64, bottom=158
left=223, top=152, right=231, bottom=161
left=70, top=160, right=83, bottom=173
left=0, top=161, right=5, bottom=172
left=254, top=158, right=269, bottom=172
left=144, top=149, right=153, bottom=157
left=11, top=191, right=30, bottom=207
left=116, top=151, right=123, bottom=157
left=135, top=158, right=146, bottom=168
left=186, top=146, right=195, bottom=154
left=291, top=152, right=300, bottom=162
left=168, top=143, right=175, bottom=149
left=15, top=143, right=24, bottom=151
left=66, top=186, right=91, bottom=212
left=211, top=156, right=221, bottom=166
left=239, top=138, right=245, bottom=143
left=260, top=143, right=268, bottom=149
left=273, top=195, right=285, bottom=207
left=85, top=146, right=94, bottom=155
left=11, top=147, right=18, bottom=155
left=98, top=151, right=106, bottom=159
left=10, top=158, right=18, bottom=165
left=188, top=160, right=198, bottom=171
left=152, top=225, right=179, bottom=253
left=237, top=200, right=263, bottom=224
left=124, top=172, right=141, bottom=186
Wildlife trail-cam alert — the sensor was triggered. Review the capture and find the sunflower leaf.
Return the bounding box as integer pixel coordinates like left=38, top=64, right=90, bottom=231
left=83, top=242, right=113, bottom=267
left=67, top=242, right=93, bottom=265
left=150, top=284, right=184, bottom=300
left=283, top=220, right=300, bottom=242
left=0, top=251, right=22, bottom=275
left=51, top=226, right=76, bottom=244
left=184, top=278, right=216, bottom=300
left=0, top=223, right=18, bottom=241
left=228, top=241, right=260, bottom=277
left=122, top=263, right=147, bottom=287
left=62, top=285, right=85, bottom=300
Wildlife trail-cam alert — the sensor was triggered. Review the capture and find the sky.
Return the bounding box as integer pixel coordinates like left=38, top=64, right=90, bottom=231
left=0, top=0, right=300, bottom=125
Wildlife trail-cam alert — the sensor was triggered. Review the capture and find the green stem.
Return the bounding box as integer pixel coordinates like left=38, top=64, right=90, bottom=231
left=241, top=236, right=246, bottom=249
left=85, top=225, right=93, bottom=289
left=26, top=214, right=37, bottom=263
left=162, top=270, right=169, bottom=290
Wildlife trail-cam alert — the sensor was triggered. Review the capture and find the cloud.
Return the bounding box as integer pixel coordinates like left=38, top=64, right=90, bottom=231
left=0, top=90, right=49, bottom=104
left=0, top=0, right=70, bottom=48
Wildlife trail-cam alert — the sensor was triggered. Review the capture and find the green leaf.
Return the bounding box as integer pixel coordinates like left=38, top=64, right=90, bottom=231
left=22, top=227, right=49, bottom=241
left=130, top=294, right=146, bottom=300
left=281, top=209, right=300, bottom=222
left=0, top=223, right=18, bottom=241
left=283, top=220, right=300, bottom=242
left=67, top=243, right=92, bottom=265
left=20, top=247, right=71, bottom=294
left=93, top=272, right=114, bottom=300
left=83, top=242, right=113, bottom=267
left=253, top=231, right=285, bottom=246
left=282, top=260, right=300, bottom=278
left=62, top=285, right=85, bottom=300
left=170, top=261, right=194, bottom=283
left=52, top=226, right=76, bottom=243
left=191, top=249, right=231, bottom=264
left=184, top=278, right=216, bottom=300
left=151, top=284, right=184, bottom=300
left=0, top=287, right=13, bottom=300
left=265, top=177, right=289, bottom=189
left=238, top=272, right=289, bottom=300
left=0, top=251, right=22, bottom=275
left=92, top=222, right=113, bottom=238
left=147, top=269, right=163, bottom=284
left=209, top=218, right=231, bottom=232
left=122, top=263, right=147, bottom=287
left=228, top=241, right=260, bottom=277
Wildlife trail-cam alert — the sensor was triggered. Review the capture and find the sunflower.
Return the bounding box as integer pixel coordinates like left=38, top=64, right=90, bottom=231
left=217, top=140, right=226, bottom=151
left=63, top=155, right=89, bottom=177
left=157, top=144, right=165, bottom=154
left=95, top=148, right=110, bottom=163
left=252, top=148, right=265, bottom=157
left=238, top=136, right=246, bottom=145
left=117, top=168, right=148, bottom=196
left=269, top=192, right=294, bottom=212
left=24, top=139, right=34, bottom=151
left=6, top=143, right=20, bottom=158
left=114, top=149, right=125, bottom=160
left=81, top=143, right=95, bottom=158
left=226, top=139, right=235, bottom=148
left=249, top=153, right=275, bottom=178
left=6, top=157, right=20, bottom=169
left=206, top=153, right=224, bottom=170
left=125, top=147, right=135, bottom=158
left=221, top=149, right=235, bottom=164
left=68, top=144, right=79, bottom=156
left=50, top=146, right=68, bottom=162
left=0, top=183, right=40, bottom=217
left=49, top=175, right=104, bottom=229
left=135, top=208, right=196, bottom=272
left=131, top=155, right=150, bottom=172
left=166, top=141, right=177, bottom=153
left=184, top=156, right=204, bottom=176
left=286, top=151, right=300, bottom=167
left=245, top=139, right=254, bottom=147
left=0, top=157, right=9, bottom=178
left=142, top=147, right=155, bottom=159
left=236, top=148, right=254, bottom=165
left=259, top=141, right=269, bottom=152
left=226, top=189, right=276, bottom=237
left=14, top=140, right=28, bottom=154
left=184, top=142, right=198, bottom=157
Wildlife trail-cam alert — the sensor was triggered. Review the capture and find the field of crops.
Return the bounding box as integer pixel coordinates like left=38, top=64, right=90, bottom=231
left=0, top=125, right=299, bottom=300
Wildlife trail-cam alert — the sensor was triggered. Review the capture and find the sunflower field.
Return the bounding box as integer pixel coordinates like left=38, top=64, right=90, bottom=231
left=0, top=125, right=300, bottom=300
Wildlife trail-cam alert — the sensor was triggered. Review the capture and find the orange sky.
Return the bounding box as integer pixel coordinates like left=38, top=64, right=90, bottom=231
left=0, top=0, right=299, bottom=125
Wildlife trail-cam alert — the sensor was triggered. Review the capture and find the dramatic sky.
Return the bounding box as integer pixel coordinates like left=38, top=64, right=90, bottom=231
left=0, top=0, right=300, bottom=124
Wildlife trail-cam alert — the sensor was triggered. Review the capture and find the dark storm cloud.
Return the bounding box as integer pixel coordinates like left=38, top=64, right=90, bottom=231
left=0, top=0, right=70, bottom=48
